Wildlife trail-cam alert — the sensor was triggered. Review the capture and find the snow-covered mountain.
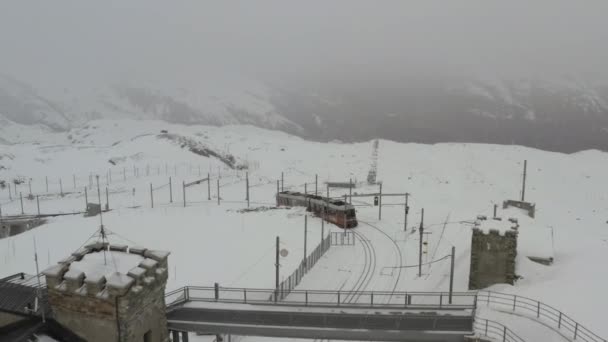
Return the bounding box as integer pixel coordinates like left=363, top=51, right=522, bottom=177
left=2, top=73, right=608, bottom=152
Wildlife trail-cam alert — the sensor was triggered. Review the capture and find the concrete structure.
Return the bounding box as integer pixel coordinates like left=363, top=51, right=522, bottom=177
left=0, top=217, right=46, bottom=239
left=468, top=217, right=518, bottom=290
left=42, top=242, right=170, bottom=342
left=503, top=199, right=536, bottom=218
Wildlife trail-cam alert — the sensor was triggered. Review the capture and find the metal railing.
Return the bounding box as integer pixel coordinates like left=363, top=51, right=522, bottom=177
left=275, top=235, right=331, bottom=301
left=165, top=286, right=478, bottom=310
left=474, top=318, right=527, bottom=342
left=477, top=291, right=606, bottom=342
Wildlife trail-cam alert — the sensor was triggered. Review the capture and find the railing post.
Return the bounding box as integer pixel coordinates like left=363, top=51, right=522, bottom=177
left=537, top=301, right=540, bottom=318
left=487, top=292, right=491, bottom=306
left=305, top=291, right=308, bottom=306
left=513, top=295, right=517, bottom=311
left=214, top=283, right=219, bottom=301
left=574, top=323, right=578, bottom=339
left=503, top=326, right=507, bottom=342
left=183, top=287, right=188, bottom=303
left=558, top=312, right=562, bottom=328
left=244, top=289, right=247, bottom=303
left=474, top=294, right=478, bottom=310
left=337, top=291, right=341, bottom=306
left=440, top=293, right=443, bottom=308
left=485, top=319, right=488, bottom=335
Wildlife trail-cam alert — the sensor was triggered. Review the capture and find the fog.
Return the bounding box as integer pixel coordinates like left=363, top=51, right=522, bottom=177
left=1, top=1, right=607, bottom=85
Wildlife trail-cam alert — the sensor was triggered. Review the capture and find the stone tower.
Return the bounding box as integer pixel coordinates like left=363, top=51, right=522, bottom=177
left=468, top=217, right=518, bottom=290
left=42, top=242, right=170, bottom=342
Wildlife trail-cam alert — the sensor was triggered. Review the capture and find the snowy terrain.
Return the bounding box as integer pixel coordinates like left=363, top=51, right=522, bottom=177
left=1, top=119, right=607, bottom=341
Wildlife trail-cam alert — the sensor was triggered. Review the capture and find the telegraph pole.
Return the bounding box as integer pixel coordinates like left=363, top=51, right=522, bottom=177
left=449, top=246, right=455, bottom=304
left=207, top=173, right=211, bottom=200
left=275, top=236, right=280, bottom=302
left=521, top=160, right=527, bottom=201
left=304, top=215, right=308, bottom=269
left=404, top=193, right=409, bottom=231
left=246, top=172, right=250, bottom=208
left=378, top=183, right=383, bottom=220
left=419, top=208, right=424, bottom=277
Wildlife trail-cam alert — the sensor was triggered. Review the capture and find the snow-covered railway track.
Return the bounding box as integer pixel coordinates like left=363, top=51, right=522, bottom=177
left=343, top=229, right=377, bottom=304
left=358, top=220, right=404, bottom=302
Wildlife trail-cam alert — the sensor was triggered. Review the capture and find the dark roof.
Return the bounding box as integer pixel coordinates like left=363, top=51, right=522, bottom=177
left=0, top=318, right=86, bottom=342
left=0, top=273, right=49, bottom=317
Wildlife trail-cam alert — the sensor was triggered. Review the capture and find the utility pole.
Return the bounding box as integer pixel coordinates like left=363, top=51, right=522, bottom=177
left=321, top=212, right=325, bottom=242
left=349, top=178, right=352, bottom=204
left=419, top=208, right=424, bottom=277
left=304, top=216, right=308, bottom=269
left=105, top=187, right=109, bottom=211
left=275, top=236, right=280, bottom=302
left=182, top=181, right=186, bottom=207
left=521, top=160, right=527, bottom=202
left=378, top=183, right=383, bottom=220
left=315, top=174, right=318, bottom=196
left=326, top=184, right=329, bottom=199
left=276, top=180, right=280, bottom=206
left=449, top=246, right=455, bottom=304
left=33, top=237, right=45, bottom=323
left=404, top=193, right=409, bottom=231
left=246, top=172, right=250, bottom=208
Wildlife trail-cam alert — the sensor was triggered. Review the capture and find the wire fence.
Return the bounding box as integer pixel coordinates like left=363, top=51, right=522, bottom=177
left=477, top=291, right=606, bottom=342
left=275, top=234, right=332, bottom=301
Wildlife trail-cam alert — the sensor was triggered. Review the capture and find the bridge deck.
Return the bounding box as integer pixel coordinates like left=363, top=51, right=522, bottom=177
left=167, top=301, right=474, bottom=342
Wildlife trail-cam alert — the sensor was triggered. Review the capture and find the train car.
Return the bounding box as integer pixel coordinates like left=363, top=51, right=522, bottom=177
left=277, top=191, right=358, bottom=228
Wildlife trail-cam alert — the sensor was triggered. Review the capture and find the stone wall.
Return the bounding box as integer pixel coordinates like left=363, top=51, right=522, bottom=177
left=468, top=228, right=518, bottom=290
left=0, top=311, right=25, bottom=328
left=43, top=243, right=170, bottom=342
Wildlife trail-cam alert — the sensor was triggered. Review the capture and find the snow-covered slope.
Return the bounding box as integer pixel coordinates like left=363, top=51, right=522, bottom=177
left=1, top=120, right=607, bottom=340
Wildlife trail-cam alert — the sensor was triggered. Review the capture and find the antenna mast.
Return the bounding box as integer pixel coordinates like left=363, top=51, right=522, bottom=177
left=96, top=175, right=108, bottom=265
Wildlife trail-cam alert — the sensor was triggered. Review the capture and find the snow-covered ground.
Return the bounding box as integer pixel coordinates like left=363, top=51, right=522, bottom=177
left=1, top=119, right=607, bottom=341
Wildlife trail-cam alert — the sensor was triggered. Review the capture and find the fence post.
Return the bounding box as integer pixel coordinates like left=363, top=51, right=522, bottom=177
left=20, top=192, right=24, bottom=214
left=84, top=187, right=88, bottom=209
left=214, top=283, right=219, bottom=301
left=36, top=196, right=40, bottom=215
left=169, top=177, right=173, bottom=203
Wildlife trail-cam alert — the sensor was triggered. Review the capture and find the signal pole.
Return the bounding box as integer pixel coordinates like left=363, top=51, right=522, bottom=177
left=419, top=208, right=424, bottom=277
left=521, top=160, right=527, bottom=201
left=404, top=193, right=409, bottom=231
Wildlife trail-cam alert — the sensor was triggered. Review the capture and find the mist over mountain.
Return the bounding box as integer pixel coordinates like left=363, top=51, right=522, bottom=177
left=1, top=1, right=607, bottom=152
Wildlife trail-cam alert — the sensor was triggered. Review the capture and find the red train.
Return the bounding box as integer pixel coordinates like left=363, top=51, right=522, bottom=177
left=276, top=191, right=358, bottom=228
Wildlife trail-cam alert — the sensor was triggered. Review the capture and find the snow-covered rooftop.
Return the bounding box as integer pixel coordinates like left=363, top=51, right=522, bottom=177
left=69, top=251, right=144, bottom=280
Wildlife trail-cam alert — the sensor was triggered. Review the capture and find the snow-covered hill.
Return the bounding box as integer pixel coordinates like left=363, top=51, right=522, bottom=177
left=2, top=73, right=608, bottom=152
left=1, top=119, right=607, bottom=340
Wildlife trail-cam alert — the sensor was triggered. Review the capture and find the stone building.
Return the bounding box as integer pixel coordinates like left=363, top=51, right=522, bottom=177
left=468, top=217, right=518, bottom=290
left=42, top=242, right=170, bottom=342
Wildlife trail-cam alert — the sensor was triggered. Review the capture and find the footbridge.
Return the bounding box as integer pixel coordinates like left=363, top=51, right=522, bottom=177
left=165, top=286, right=477, bottom=341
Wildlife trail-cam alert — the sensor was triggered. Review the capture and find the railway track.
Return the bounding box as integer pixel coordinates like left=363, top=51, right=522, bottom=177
left=358, top=220, right=404, bottom=304
left=343, top=229, right=377, bottom=304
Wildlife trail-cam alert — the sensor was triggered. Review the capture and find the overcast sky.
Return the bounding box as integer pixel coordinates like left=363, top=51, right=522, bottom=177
left=1, top=1, right=607, bottom=86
